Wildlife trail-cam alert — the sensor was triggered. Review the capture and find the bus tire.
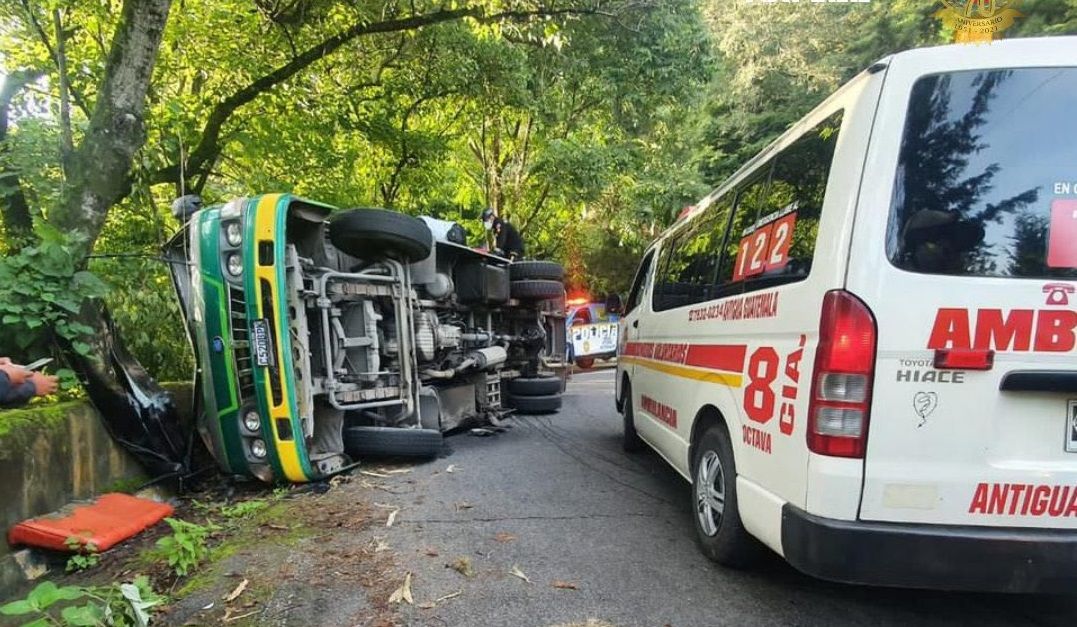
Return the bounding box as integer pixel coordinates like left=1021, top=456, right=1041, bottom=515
left=505, top=393, right=562, bottom=414
left=575, top=356, right=595, bottom=369
left=343, top=426, right=443, bottom=460
left=329, top=208, right=433, bottom=262
left=691, top=424, right=758, bottom=568
left=510, top=279, right=564, bottom=301
left=507, top=376, right=562, bottom=396
left=510, top=260, right=564, bottom=281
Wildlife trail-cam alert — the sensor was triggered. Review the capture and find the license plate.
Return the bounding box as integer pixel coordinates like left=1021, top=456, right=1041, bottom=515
left=251, top=319, right=275, bottom=368
left=1067, top=400, right=1077, bottom=453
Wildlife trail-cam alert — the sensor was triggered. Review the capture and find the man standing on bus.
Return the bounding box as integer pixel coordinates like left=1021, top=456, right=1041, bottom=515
left=482, top=207, right=525, bottom=260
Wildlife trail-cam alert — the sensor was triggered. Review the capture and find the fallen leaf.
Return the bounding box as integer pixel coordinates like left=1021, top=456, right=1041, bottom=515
left=360, top=470, right=391, bottom=478
left=424, top=548, right=439, bottom=557
left=223, top=610, right=259, bottom=623
left=373, top=538, right=390, bottom=553
left=551, top=580, right=579, bottom=590
left=417, top=590, right=461, bottom=610
left=448, top=557, right=474, bottom=578
left=223, top=579, right=248, bottom=603
left=264, top=524, right=288, bottom=531
left=388, top=572, right=414, bottom=605
left=435, top=590, right=462, bottom=603
left=201, top=602, right=215, bottom=611
left=510, top=565, right=531, bottom=584
left=386, top=509, right=399, bottom=527
left=494, top=532, right=517, bottom=543
left=455, top=501, right=473, bottom=511
left=446, top=464, right=456, bottom=473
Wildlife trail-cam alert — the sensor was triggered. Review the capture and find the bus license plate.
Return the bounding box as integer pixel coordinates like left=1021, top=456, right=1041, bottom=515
left=252, top=319, right=275, bottom=368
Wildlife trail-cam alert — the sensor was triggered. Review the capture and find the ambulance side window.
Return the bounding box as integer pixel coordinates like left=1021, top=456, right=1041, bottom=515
left=652, top=231, right=684, bottom=311
left=715, top=167, right=772, bottom=296
left=715, top=111, right=842, bottom=295
left=625, top=250, right=656, bottom=315
left=652, top=196, right=735, bottom=312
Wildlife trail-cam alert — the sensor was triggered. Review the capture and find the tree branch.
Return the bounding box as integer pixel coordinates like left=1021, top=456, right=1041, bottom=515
left=18, top=0, right=92, bottom=119
left=150, top=4, right=608, bottom=190
left=53, top=8, right=75, bottom=168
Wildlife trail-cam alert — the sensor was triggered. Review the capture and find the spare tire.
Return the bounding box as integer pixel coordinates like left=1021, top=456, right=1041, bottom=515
left=505, top=393, right=562, bottom=414
left=511, top=279, right=564, bottom=300
left=507, top=376, right=562, bottom=396
left=343, top=426, right=443, bottom=459
left=329, top=208, right=432, bottom=262
left=510, top=260, right=564, bottom=281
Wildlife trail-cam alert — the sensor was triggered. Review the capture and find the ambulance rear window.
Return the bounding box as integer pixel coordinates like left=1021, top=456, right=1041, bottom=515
left=887, top=68, right=1077, bottom=279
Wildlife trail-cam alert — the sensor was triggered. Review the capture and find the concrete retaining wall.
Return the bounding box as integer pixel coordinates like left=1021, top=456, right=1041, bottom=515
left=0, top=383, right=192, bottom=596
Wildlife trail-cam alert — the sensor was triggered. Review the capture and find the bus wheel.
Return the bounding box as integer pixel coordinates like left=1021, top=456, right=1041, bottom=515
left=691, top=424, right=758, bottom=567
left=575, top=356, right=595, bottom=369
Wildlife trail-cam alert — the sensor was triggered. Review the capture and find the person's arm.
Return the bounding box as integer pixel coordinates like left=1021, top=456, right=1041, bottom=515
left=0, top=370, right=36, bottom=408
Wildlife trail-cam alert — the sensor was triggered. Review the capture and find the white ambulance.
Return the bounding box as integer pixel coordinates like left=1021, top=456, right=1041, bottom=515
left=615, top=37, right=1077, bottom=592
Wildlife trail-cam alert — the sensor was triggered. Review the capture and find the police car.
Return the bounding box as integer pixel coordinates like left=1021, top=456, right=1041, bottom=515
left=615, top=37, right=1077, bottom=592
left=567, top=300, right=619, bottom=369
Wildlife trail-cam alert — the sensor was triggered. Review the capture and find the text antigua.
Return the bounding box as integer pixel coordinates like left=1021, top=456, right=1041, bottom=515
left=968, top=483, right=1077, bottom=517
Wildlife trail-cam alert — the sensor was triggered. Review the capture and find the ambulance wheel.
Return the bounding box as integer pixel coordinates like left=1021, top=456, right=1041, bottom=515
left=621, top=382, right=644, bottom=453
left=575, top=357, right=595, bottom=369
left=691, top=424, right=757, bottom=567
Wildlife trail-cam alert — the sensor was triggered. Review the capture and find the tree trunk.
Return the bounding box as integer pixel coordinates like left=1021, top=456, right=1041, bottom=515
left=0, top=70, right=43, bottom=242
left=50, top=0, right=172, bottom=260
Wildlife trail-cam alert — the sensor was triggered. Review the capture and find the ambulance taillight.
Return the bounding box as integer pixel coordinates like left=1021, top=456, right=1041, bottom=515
left=807, top=290, right=877, bottom=458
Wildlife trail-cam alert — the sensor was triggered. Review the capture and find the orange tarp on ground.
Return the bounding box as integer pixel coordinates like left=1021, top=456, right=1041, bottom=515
left=7, top=493, right=173, bottom=552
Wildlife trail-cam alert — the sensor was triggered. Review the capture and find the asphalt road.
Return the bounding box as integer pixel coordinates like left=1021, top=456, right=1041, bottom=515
left=377, top=368, right=1077, bottom=627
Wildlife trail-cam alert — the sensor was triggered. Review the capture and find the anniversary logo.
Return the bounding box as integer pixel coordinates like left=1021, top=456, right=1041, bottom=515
left=935, top=0, right=1024, bottom=42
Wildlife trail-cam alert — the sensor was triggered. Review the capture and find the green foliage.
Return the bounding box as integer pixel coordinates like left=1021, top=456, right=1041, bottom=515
left=218, top=499, right=268, bottom=520
left=0, top=577, right=163, bottom=627
left=64, top=538, right=101, bottom=573
left=155, top=518, right=216, bottom=577
left=0, top=223, right=105, bottom=359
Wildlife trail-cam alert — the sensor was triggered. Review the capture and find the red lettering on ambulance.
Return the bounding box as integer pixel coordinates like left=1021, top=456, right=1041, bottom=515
left=968, top=483, right=989, bottom=514
left=1034, top=310, right=1077, bottom=352
left=973, top=309, right=1033, bottom=351
left=929, top=308, right=1076, bottom=352
left=968, top=483, right=1077, bottom=517
left=928, top=309, right=972, bottom=350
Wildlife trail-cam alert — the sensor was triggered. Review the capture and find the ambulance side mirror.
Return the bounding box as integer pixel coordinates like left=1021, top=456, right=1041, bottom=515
left=605, top=293, right=624, bottom=315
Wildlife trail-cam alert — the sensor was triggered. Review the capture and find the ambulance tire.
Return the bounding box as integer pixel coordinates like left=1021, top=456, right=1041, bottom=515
left=691, top=424, right=759, bottom=568
left=621, top=383, right=645, bottom=453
